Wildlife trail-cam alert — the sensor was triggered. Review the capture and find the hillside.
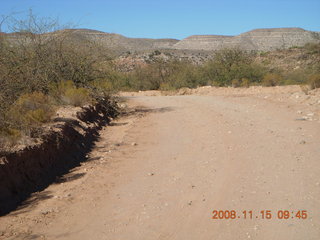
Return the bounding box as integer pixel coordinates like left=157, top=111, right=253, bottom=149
left=2, top=27, right=319, bottom=54
left=50, top=29, right=179, bottom=53
left=174, top=28, right=320, bottom=51
left=62, top=27, right=320, bottom=52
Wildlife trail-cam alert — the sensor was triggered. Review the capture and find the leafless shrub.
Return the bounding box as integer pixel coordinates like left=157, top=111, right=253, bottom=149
left=0, top=11, right=113, bottom=147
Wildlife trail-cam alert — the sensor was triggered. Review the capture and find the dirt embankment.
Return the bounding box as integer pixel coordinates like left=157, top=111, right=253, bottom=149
left=0, top=99, right=118, bottom=216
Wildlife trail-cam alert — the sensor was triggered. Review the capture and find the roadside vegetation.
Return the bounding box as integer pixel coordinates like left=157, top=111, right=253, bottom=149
left=120, top=45, right=320, bottom=91
left=0, top=12, right=116, bottom=148
left=1, top=12, right=319, bottom=148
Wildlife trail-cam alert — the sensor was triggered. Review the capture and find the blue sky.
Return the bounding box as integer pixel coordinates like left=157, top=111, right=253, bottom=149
left=1, top=0, right=319, bottom=39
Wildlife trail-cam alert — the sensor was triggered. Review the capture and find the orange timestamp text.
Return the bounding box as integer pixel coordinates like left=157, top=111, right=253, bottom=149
left=212, top=210, right=308, bottom=220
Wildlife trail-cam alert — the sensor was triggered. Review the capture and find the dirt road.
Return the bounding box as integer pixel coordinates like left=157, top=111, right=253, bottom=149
left=1, top=93, right=320, bottom=239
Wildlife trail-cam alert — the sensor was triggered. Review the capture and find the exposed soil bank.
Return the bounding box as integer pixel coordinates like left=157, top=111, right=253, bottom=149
left=0, top=99, right=118, bottom=216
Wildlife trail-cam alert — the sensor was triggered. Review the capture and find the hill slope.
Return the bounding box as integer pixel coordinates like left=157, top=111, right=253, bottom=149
left=2, top=27, right=319, bottom=53
left=174, top=28, right=320, bottom=51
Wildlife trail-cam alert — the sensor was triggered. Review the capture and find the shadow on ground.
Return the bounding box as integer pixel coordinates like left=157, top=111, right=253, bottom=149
left=123, top=106, right=174, bottom=116
left=0, top=100, right=117, bottom=216
left=0, top=102, right=172, bottom=217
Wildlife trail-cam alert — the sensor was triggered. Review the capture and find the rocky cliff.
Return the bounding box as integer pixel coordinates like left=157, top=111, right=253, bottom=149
left=174, top=28, right=320, bottom=51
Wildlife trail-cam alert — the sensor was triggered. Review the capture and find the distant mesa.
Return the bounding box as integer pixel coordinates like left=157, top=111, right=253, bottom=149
left=2, top=27, right=319, bottom=52
left=174, top=28, right=320, bottom=51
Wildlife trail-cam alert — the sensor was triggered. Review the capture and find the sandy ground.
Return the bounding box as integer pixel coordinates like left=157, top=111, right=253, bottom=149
left=0, top=86, right=320, bottom=240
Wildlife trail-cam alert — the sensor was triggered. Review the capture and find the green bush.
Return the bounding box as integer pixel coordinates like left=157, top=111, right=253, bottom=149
left=50, top=80, right=93, bottom=106
left=241, top=78, right=250, bottom=88
left=90, top=79, right=114, bottom=96
left=231, top=79, right=241, bottom=88
left=64, top=88, right=92, bottom=106
left=126, top=60, right=206, bottom=91
left=202, top=49, right=265, bottom=86
left=283, top=69, right=309, bottom=85
left=49, top=80, right=74, bottom=103
left=159, top=82, right=176, bottom=91
left=7, top=92, right=55, bottom=132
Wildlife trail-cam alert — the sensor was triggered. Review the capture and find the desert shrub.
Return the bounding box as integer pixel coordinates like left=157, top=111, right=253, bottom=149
left=231, top=79, right=241, bottom=88
left=241, top=78, right=250, bottom=88
left=126, top=59, right=205, bottom=91
left=159, top=82, right=176, bottom=91
left=0, top=11, right=112, bottom=110
left=49, top=80, right=74, bottom=102
left=262, top=73, right=283, bottom=86
left=128, top=61, right=166, bottom=90
left=203, top=49, right=265, bottom=86
left=7, top=92, right=55, bottom=133
left=64, top=88, right=92, bottom=106
left=308, top=74, right=320, bottom=89
left=304, top=42, right=320, bottom=54
left=283, top=69, right=309, bottom=85
left=123, top=49, right=270, bottom=90
left=0, top=12, right=116, bottom=148
left=90, top=79, right=114, bottom=96
left=49, top=80, right=93, bottom=106
left=93, top=63, right=130, bottom=92
left=0, top=128, right=22, bottom=147
left=164, top=61, right=205, bottom=89
left=258, top=51, right=269, bottom=57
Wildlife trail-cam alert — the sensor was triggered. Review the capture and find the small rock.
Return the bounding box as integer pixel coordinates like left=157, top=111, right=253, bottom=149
left=148, top=173, right=154, bottom=176
left=41, top=209, right=52, bottom=215
left=188, top=201, right=193, bottom=205
left=0, top=158, right=7, bottom=165
left=300, top=140, right=306, bottom=144
left=131, top=142, right=138, bottom=146
left=295, top=117, right=307, bottom=121
left=119, top=103, right=127, bottom=108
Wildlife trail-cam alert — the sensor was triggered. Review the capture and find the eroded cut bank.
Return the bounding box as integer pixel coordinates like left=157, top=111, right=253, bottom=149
left=0, top=99, right=118, bottom=216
